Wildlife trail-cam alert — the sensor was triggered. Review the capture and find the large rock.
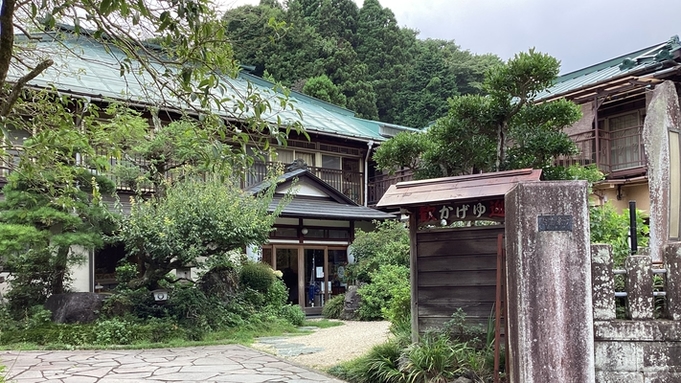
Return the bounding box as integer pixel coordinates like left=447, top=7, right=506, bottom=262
left=340, top=285, right=361, bottom=320
left=44, top=292, right=104, bottom=324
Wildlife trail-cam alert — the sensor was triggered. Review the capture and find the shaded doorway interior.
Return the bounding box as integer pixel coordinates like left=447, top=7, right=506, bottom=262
left=263, top=245, right=348, bottom=314
left=94, top=242, right=126, bottom=292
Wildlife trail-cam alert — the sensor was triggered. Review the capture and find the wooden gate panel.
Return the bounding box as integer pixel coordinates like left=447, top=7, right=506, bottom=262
left=416, top=226, right=504, bottom=330
left=419, top=255, right=497, bottom=271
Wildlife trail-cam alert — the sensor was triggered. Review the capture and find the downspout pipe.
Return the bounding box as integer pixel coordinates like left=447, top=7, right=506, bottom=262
left=364, top=140, right=375, bottom=207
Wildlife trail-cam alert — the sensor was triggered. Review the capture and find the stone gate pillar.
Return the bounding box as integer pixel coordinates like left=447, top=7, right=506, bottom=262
left=505, top=181, right=595, bottom=383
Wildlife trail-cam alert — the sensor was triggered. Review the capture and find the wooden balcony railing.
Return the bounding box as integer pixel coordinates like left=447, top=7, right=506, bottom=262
left=244, top=162, right=364, bottom=205
left=367, top=169, right=413, bottom=206
left=556, top=125, right=646, bottom=176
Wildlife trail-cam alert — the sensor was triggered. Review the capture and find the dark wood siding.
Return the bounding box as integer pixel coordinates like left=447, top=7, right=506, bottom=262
left=416, top=226, right=504, bottom=331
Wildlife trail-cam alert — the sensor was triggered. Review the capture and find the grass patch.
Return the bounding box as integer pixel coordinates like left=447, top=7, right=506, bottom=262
left=0, top=320, right=301, bottom=351
left=303, top=319, right=344, bottom=329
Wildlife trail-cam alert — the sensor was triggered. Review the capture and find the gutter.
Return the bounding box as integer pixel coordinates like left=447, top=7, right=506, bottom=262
left=364, top=140, right=375, bottom=207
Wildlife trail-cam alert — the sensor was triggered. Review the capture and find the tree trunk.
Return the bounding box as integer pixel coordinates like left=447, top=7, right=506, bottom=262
left=51, top=246, right=70, bottom=295
left=495, top=121, right=507, bottom=171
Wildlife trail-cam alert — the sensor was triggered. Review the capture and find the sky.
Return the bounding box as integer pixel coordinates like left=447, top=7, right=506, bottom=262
left=229, top=0, right=681, bottom=75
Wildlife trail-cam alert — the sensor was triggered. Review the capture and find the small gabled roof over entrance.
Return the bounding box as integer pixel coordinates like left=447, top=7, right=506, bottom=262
left=247, top=162, right=394, bottom=221
left=377, top=168, right=543, bottom=209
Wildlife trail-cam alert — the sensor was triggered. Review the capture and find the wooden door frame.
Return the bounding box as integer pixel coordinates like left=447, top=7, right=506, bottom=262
left=266, top=244, right=348, bottom=314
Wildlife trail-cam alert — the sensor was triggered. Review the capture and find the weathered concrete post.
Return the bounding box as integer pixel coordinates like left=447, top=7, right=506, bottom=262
left=592, top=244, right=616, bottom=321
left=643, top=80, right=681, bottom=263
left=664, top=243, right=681, bottom=320
left=625, top=255, right=654, bottom=320
left=505, top=181, right=595, bottom=383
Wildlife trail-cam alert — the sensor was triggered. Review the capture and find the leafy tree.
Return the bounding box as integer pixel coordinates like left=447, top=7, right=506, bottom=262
left=394, top=39, right=502, bottom=128
left=372, top=131, right=431, bottom=175
left=375, top=49, right=582, bottom=178
left=0, top=172, right=117, bottom=313
left=3, top=0, right=304, bottom=178
left=302, top=74, right=347, bottom=107
left=355, top=0, right=417, bottom=123
left=0, top=97, right=133, bottom=312
left=1, top=0, right=306, bottom=295
left=118, top=177, right=287, bottom=289
left=347, top=220, right=409, bottom=283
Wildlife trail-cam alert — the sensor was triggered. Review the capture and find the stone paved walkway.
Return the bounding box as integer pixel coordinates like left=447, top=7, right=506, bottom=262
left=0, top=345, right=346, bottom=382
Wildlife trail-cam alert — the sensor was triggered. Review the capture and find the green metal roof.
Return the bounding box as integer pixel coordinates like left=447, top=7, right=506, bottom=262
left=8, top=34, right=417, bottom=142
left=536, top=35, right=681, bottom=101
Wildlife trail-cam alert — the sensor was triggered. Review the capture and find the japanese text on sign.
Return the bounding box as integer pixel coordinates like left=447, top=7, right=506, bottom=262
left=418, top=199, right=505, bottom=225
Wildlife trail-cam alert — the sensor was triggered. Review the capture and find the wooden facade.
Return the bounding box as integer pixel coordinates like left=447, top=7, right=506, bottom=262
left=415, top=226, right=504, bottom=330
left=377, top=169, right=542, bottom=339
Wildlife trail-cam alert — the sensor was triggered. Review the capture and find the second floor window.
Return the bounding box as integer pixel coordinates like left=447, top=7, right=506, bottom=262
left=601, top=111, right=644, bottom=172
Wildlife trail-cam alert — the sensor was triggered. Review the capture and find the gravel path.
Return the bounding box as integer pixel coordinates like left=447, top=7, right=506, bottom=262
left=252, top=320, right=391, bottom=370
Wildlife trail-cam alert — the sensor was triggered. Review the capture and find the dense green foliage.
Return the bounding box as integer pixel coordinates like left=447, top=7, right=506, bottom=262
left=0, top=102, right=121, bottom=314
left=347, top=220, right=410, bottom=283
left=0, top=259, right=306, bottom=346
left=357, top=265, right=410, bottom=322
left=240, top=262, right=277, bottom=293
left=375, top=49, right=582, bottom=179
left=223, top=0, right=501, bottom=126
left=330, top=311, right=495, bottom=383
left=118, top=178, right=287, bottom=289
left=339, top=220, right=411, bottom=323
left=590, top=202, right=649, bottom=268
left=322, top=294, right=346, bottom=319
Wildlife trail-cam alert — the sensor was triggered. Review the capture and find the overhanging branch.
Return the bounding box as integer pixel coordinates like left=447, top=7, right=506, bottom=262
left=0, top=59, right=54, bottom=117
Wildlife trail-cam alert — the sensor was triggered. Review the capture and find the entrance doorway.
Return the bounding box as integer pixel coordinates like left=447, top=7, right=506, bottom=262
left=263, top=245, right=348, bottom=314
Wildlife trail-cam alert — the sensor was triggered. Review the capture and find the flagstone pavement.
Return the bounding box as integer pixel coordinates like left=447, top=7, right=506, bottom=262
left=0, top=345, right=346, bottom=383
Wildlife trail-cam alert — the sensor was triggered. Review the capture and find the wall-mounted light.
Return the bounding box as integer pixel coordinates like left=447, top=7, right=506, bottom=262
left=301, top=228, right=309, bottom=235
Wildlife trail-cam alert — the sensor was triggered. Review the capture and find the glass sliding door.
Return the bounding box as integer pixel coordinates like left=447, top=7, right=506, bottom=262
left=263, top=245, right=349, bottom=314
left=328, top=249, right=349, bottom=298
left=275, top=247, right=299, bottom=304
left=304, top=248, right=326, bottom=313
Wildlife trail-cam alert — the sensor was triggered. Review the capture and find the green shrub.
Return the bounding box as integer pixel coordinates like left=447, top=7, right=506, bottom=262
left=384, top=278, right=411, bottom=328
left=322, top=294, right=345, bottom=319
left=24, top=306, right=53, bottom=329
left=400, top=331, right=470, bottom=383
left=279, top=304, right=305, bottom=326
left=347, top=220, right=409, bottom=283
left=357, top=264, right=410, bottom=321
left=115, top=263, right=138, bottom=284
left=264, top=278, right=288, bottom=307
left=95, top=318, right=134, bottom=345
left=0, top=304, right=17, bottom=332
left=331, top=341, right=404, bottom=383
left=134, top=317, right=184, bottom=343
left=102, top=287, right=167, bottom=319
left=240, top=262, right=275, bottom=293
left=590, top=202, right=648, bottom=267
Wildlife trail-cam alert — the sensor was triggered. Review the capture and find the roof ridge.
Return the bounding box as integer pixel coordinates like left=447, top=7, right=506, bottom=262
left=556, top=38, right=676, bottom=83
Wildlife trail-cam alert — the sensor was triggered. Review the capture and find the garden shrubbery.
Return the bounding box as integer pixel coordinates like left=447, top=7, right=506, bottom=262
left=0, top=258, right=304, bottom=347
left=330, top=310, right=496, bottom=383
left=322, top=294, right=345, bottom=319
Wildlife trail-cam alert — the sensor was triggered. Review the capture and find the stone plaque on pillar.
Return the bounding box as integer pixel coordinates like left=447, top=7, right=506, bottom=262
left=505, top=181, right=595, bottom=383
